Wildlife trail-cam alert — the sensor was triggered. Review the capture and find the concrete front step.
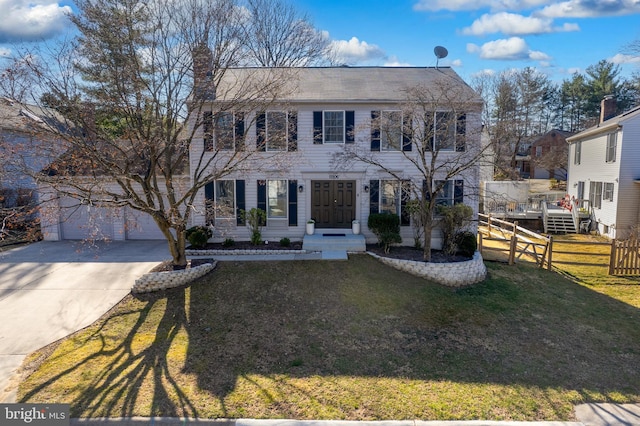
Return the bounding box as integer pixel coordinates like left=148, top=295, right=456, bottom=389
left=302, top=233, right=366, bottom=252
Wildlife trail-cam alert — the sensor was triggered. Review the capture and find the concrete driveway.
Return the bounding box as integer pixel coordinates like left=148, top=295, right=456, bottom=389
left=0, top=240, right=169, bottom=403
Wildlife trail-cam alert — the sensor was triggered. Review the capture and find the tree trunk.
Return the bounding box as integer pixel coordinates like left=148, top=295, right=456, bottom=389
left=158, top=222, right=188, bottom=269
left=422, top=210, right=434, bottom=262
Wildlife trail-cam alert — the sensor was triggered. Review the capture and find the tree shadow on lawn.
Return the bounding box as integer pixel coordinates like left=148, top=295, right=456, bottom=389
left=18, top=255, right=640, bottom=419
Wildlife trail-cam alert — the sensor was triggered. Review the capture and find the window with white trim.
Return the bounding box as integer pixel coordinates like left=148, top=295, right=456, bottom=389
left=434, top=179, right=464, bottom=206
left=324, top=111, right=345, bottom=143
left=574, top=141, right=582, bottom=165
left=434, top=112, right=456, bottom=151
left=606, top=132, right=617, bottom=162
left=380, top=180, right=401, bottom=216
left=266, top=111, right=287, bottom=151
left=381, top=111, right=402, bottom=151
left=215, top=112, right=235, bottom=150
left=267, top=180, right=288, bottom=219
left=214, top=180, right=235, bottom=218
left=603, top=182, right=614, bottom=202
left=589, top=181, right=603, bottom=209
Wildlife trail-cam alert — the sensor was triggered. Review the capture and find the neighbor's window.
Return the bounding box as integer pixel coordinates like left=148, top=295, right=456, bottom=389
left=574, top=141, right=582, bottom=165
left=603, top=182, right=614, bottom=202
left=606, top=132, right=617, bottom=162
left=381, top=111, right=402, bottom=151
left=589, top=181, right=603, bottom=209
left=266, top=111, right=287, bottom=151
left=267, top=179, right=287, bottom=218
left=324, top=111, right=345, bottom=143
left=215, top=180, right=235, bottom=218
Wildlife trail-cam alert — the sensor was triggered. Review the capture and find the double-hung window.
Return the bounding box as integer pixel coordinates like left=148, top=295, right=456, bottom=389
left=589, top=181, right=603, bottom=209
left=381, top=111, right=402, bottom=151
left=380, top=180, right=401, bottom=215
left=434, top=180, right=464, bottom=206
left=603, top=182, right=614, bottom=202
left=203, top=111, right=244, bottom=151
left=574, top=141, right=582, bottom=165
left=215, top=112, right=235, bottom=150
left=266, top=111, right=287, bottom=151
left=606, top=132, right=617, bottom=162
left=434, top=112, right=455, bottom=151
left=324, top=111, right=345, bottom=143
left=267, top=180, right=288, bottom=218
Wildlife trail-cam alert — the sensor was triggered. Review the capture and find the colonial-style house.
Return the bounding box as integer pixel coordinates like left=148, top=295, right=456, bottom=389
left=566, top=97, right=640, bottom=239
left=530, top=129, right=571, bottom=180
left=189, top=67, right=484, bottom=248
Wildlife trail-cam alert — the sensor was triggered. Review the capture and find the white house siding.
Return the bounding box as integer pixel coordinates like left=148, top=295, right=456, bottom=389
left=190, top=103, right=483, bottom=249
left=617, top=118, right=640, bottom=238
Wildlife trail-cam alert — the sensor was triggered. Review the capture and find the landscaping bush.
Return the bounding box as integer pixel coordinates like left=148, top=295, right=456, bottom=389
left=368, top=213, right=402, bottom=253
left=279, top=237, right=291, bottom=247
left=222, top=238, right=235, bottom=247
left=241, top=208, right=266, bottom=246
left=185, top=225, right=212, bottom=249
left=437, top=203, right=473, bottom=256
left=455, top=231, right=477, bottom=257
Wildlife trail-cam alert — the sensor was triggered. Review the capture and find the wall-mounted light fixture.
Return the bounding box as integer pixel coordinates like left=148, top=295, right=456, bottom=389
left=364, top=185, right=370, bottom=193
left=298, top=185, right=304, bottom=193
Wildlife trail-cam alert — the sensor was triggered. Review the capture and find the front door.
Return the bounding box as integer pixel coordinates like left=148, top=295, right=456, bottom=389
left=311, top=180, right=356, bottom=228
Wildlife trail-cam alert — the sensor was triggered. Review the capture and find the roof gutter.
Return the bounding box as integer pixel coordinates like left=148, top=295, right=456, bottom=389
left=566, top=122, right=621, bottom=143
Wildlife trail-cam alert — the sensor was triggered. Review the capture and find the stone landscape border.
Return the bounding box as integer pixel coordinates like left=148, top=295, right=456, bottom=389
left=132, top=261, right=217, bottom=293
left=367, top=251, right=487, bottom=287
left=185, top=249, right=307, bottom=256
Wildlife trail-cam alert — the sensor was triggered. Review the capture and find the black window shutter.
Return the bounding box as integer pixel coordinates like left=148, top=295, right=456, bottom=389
left=205, top=181, right=214, bottom=225
left=402, top=114, right=412, bottom=151
left=313, top=111, right=323, bottom=144
left=288, top=180, right=297, bottom=226
left=369, top=180, right=379, bottom=215
left=454, top=180, right=464, bottom=204
left=257, top=180, right=267, bottom=226
left=345, top=110, right=355, bottom=144
left=235, top=112, right=245, bottom=152
left=288, top=111, right=298, bottom=151
left=370, top=111, right=380, bottom=151
left=400, top=180, right=411, bottom=226
left=456, top=113, right=466, bottom=152
left=203, top=111, right=213, bottom=151
left=236, top=180, right=245, bottom=225
left=256, top=112, right=266, bottom=151
left=423, top=179, right=431, bottom=203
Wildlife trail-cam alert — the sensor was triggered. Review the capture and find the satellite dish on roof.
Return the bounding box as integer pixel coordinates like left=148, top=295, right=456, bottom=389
left=434, top=46, right=448, bottom=68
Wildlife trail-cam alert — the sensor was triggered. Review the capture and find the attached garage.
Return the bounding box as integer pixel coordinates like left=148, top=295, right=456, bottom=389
left=125, top=207, right=166, bottom=240
left=59, top=197, right=115, bottom=240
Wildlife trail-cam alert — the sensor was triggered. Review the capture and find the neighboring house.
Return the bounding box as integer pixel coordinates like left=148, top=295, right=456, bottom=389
left=530, top=129, right=571, bottom=180
left=566, top=97, right=640, bottom=239
left=189, top=66, right=484, bottom=248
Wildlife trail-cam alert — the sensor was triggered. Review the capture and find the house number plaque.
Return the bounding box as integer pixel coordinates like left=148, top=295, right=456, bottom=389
left=329, top=174, right=339, bottom=179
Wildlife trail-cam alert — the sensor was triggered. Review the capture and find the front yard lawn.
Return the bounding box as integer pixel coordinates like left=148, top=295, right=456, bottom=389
left=18, top=255, right=640, bottom=420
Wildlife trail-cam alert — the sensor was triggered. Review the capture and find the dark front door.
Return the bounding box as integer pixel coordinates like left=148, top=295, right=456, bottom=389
left=311, top=180, right=356, bottom=228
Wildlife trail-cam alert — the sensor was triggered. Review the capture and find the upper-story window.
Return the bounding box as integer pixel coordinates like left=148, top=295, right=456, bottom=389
left=256, top=111, right=297, bottom=152
left=574, top=141, right=582, bottom=165
left=535, top=146, right=543, bottom=157
left=606, top=132, right=617, bottom=162
left=381, top=111, right=402, bottom=151
left=203, top=111, right=244, bottom=152
left=426, top=111, right=466, bottom=152
left=313, top=110, right=355, bottom=144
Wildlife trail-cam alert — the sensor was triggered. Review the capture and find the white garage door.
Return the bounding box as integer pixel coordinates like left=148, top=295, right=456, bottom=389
left=125, top=208, right=165, bottom=240
left=59, top=197, right=115, bottom=240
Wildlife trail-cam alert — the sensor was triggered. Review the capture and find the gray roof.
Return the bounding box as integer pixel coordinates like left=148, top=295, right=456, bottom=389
left=215, top=67, right=482, bottom=105
left=0, top=97, right=68, bottom=134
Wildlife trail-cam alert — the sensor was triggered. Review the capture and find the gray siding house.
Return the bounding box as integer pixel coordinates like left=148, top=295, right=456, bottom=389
left=567, top=99, right=640, bottom=239
left=189, top=67, right=484, bottom=248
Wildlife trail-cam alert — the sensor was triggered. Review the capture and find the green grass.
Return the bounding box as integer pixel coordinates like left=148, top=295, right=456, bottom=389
left=17, top=255, right=640, bottom=420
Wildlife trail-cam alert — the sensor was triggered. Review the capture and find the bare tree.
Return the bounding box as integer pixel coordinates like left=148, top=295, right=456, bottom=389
left=12, top=0, right=313, bottom=267
left=333, top=79, right=486, bottom=261
left=241, top=0, right=330, bottom=67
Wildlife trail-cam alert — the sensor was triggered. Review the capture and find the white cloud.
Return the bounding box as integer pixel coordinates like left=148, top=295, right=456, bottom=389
left=467, top=37, right=552, bottom=61
left=462, top=12, right=580, bottom=36
left=384, top=55, right=413, bottom=67
left=451, top=59, right=463, bottom=67
left=537, top=0, right=640, bottom=18
left=0, top=0, right=72, bottom=43
left=329, top=36, right=386, bottom=64
left=413, top=0, right=550, bottom=12
left=609, top=53, right=640, bottom=64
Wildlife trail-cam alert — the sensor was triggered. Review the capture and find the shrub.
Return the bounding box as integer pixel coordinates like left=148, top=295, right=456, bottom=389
left=368, top=213, right=402, bottom=253
left=241, top=208, right=266, bottom=246
left=222, top=238, right=235, bottom=247
left=185, top=226, right=212, bottom=249
left=437, top=203, right=473, bottom=256
left=455, top=231, right=477, bottom=257
left=279, top=237, right=291, bottom=247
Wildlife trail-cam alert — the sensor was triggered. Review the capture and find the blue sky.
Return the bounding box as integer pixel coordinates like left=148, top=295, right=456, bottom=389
left=1, top=0, right=639, bottom=83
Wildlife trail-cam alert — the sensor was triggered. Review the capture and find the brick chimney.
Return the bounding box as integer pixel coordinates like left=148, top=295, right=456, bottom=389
left=600, top=95, right=616, bottom=123
left=192, top=42, right=214, bottom=99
